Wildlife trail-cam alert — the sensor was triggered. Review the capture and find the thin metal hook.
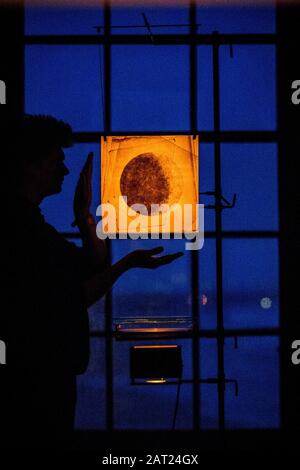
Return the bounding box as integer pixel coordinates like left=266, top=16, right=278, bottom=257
left=142, top=13, right=155, bottom=45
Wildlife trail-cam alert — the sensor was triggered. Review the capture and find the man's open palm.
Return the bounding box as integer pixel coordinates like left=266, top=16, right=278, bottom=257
left=127, top=246, right=184, bottom=269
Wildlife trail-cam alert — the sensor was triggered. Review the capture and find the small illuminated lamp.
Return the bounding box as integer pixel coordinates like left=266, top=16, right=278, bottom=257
left=146, top=379, right=167, bottom=384
left=260, top=297, right=272, bottom=309
left=130, top=345, right=182, bottom=384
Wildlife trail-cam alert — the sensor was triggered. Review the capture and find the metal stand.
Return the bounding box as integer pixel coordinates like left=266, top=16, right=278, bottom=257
left=97, top=6, right=239, bottom=434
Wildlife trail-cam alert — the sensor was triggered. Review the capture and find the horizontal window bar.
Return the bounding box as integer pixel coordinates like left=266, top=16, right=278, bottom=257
left=62, top=231, right=279, bottom=239
left=73, top=131, right=278, bottom=143
left=25, top=33, right=277, bottom=46
left=89, top=328, right=280, bottom=338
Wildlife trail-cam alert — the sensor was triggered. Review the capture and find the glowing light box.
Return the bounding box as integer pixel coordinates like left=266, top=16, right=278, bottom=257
left=101, top=135, right=199, bottom=235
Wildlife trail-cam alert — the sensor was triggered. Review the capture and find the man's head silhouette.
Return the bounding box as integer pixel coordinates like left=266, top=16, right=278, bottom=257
left=7, top=114, right=73, bottom=203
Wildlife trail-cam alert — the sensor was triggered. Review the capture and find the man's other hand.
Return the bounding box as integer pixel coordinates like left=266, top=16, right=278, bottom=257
left=126, top=246, right=184, bottom=269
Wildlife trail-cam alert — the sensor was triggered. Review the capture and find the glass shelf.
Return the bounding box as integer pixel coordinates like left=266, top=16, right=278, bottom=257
left=115, top=316, right=194, bottom=340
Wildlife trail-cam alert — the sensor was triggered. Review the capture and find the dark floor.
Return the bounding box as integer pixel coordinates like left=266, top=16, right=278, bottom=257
left=73, top=429, right=298, bottom=451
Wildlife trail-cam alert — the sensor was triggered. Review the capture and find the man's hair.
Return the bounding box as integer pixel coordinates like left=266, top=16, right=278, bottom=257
left=2, top=114, right=73, bottom=192
left=8, top=114, right=73, bottom=165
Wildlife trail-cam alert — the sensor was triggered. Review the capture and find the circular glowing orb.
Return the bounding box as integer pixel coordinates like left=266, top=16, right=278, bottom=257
left=260, top=297, right=272, bottom=309
left=120, top=152, right=183, bottom=215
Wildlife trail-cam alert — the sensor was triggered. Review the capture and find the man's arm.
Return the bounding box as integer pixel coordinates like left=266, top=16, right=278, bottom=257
left=73, top=152, right=109, bottom=269
left=83, top=247, right=184, bottom=307
left=77, top=216, right=109, bottom=269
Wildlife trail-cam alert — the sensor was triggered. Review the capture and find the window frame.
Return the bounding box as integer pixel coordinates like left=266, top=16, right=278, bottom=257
left=24, top=2, right=280, bottom=432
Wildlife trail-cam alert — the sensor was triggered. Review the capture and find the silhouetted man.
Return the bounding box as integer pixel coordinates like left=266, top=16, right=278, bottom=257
left=1, top=115, right=183, bottom=449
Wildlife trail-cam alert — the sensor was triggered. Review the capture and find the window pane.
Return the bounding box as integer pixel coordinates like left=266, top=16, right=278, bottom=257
left=197, top=6, right=275, bottom=34
left=200, top=338, right=217, bottom=377
left=25, top=45, right=104, bottom=131
left=40, top=143, right=100, bottom=232
left=225, top=336, right=279, bottom=428
left=221, top=144, right=278, bottom=231
left=75, top=339, right=106, bottom=430
left=89, top=300, right=106, bottom=333
left=220, top=45, right=276, bottom=130
left=111, top=5, right=190, bottom=35
left=200, top=340, right=218, bottom=430
left=197, top=47, right=214, bottom=130
left=200, top=385, right=218, bottom=429
left=223, top=239, right=279, bottom=329
left=111, top=238, right=191, bottom=319
left=111, top=46, right=189, bottom=131
left=114, top=339, right=193, bottom=429
left=199, top=143, right=215, bottom=231
left=25, top=5, right=104, bottom=35
left=25, top=4, right=275, bottom=36
left=199, top=238, right=217, bottom=330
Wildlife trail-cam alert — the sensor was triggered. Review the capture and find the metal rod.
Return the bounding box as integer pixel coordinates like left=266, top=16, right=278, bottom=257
left=189, top=1, right=200, bottom=431
left=103, top=2, right=114, bottom=432
left=73, top=130, right=278, bottom=143
left=95, top=23, right=202, bottom=29
left=212, top=31, right=226, bottom=433
left=104, top=6, right=111, bottom=136
left=131, top=379, right=236, bottom=386
left=25, top=33, right=277, bottom=46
